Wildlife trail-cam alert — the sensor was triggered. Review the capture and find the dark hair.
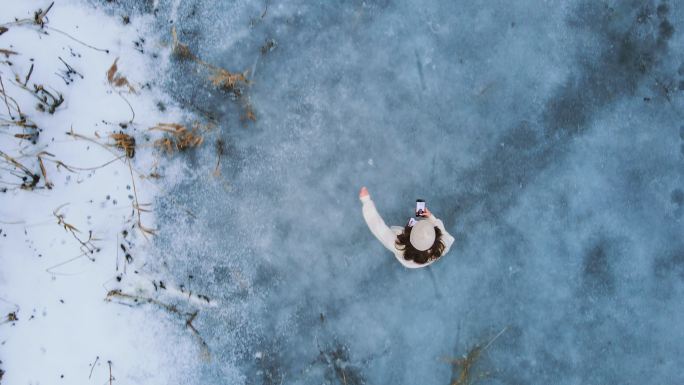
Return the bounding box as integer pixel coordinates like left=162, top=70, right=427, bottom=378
left=395, top=225, right=445, bottom=265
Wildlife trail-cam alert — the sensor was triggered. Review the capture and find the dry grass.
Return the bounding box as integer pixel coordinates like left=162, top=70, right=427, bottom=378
left=104, top=60, right=136, bottom=123
left=171, top=25, right=252, bottom=115
left=64, top=123, right=201, bottom=238
left=65, top=128, right=155, bottom=237
left=105, top=289, right=211, bottom=361
left=0, top=48, right=18, bottom=58
left=53, top=203, right=99, bottom=255
left=127, top=159, right=156, bottom=238
left=209, top=68, right=249, bottom=92
left=33, top=2, right=54, bottom=28
left=446, top=344, right=485, bottom=385
left=36, top=152, right=53, bottom=189
left=110, top=132, right=136, bottom=158
left=0, top=74, right=41, bottom=135
left=0, top=311, right=19, bottom=326
left=0, top=1, right=53, bottom=29
left=53, top=206, right=79, bottom=233
left=33, top=84, right=64, bottom=113
left=170, top=24, right=259, bottom=133
left=106, top=58, right=135, bottom=93
left=241, top=103, right=257, bottom=124
left=10, top=80, right=64, bottom=114
left=443, top=327, right=508, bottom=385
left=1, top=68, right=63, bottom=115
left=170, top=26, right=193, bottom=60
left=2, top=49, right=62, bottom=115
left=150, top=122, right=208, bottom=155
left=0, top=149, right=40, bottom=190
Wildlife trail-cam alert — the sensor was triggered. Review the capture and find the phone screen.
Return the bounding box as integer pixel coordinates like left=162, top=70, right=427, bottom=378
left=416, top=201, right=426, bottom=216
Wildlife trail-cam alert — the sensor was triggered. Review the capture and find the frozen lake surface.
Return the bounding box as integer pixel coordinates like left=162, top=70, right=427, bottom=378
left=121, top=0, right=683, bottom=383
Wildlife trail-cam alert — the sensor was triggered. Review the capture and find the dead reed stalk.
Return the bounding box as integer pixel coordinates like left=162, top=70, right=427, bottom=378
left=127, top=160, right=156, bottom=238
left=0, top=149, right=40, bottom=189
left=105, top=289, right=211, bottom=360
left=52, top=203, right=99, bottom=254
left=443, top=327, right=508, bottom=385
left=10, top=79, right=64, bottom=114
left=36, top=151, right=53, bottom=189
left=0, top=2, right=53, bottom=29
left=213, top=139, right=224, bottom=176
left=0, top=49, right=18, bottom=58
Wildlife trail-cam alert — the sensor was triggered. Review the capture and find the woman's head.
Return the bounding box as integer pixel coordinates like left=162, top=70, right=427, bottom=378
left=395, top=223, right=445, bottom=265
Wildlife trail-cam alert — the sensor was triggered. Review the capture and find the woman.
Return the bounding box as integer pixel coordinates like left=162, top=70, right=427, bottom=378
left=359, top=186, right=455, bottom=268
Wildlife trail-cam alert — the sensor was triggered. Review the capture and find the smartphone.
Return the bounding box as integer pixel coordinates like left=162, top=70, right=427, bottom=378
left=415, top=199, right=426, bottom=217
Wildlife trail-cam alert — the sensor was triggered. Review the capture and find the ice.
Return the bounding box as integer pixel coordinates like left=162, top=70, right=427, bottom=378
left=136, top=0, right=684, bottom=383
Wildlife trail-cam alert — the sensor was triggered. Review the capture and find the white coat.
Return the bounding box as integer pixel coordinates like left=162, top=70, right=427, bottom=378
left=360, top=195, right=455, bottom=268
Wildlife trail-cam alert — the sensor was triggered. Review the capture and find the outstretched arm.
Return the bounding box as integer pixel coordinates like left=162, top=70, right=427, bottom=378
left=359, top=187, right=398, bottom=253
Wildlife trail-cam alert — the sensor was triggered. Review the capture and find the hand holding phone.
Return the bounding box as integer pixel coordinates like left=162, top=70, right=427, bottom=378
left=415, top=199, right=426, bottom=217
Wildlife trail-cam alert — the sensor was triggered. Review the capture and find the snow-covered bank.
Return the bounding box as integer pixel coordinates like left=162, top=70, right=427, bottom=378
left=0, top=2, right=207, bottom=384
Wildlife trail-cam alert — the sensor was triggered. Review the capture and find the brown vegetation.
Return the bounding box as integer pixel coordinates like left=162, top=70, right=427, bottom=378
left=170, top=26, right=254, bottom=120
left=150, top=122, right=208, bottom=155
left=0, top=49, right=18, bottom=58
left=53, top=203, right=99, bottom=254
left=0, top=149, right=40, bottom=190
left=443, top=327, right=508, bottom=385
left=106, top=58, right=136, bottom=93
left=110, top=132, right=136, bottom=158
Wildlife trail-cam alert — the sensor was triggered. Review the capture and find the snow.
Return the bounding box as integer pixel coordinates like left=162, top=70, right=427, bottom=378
left=0, top=1, right=202, bottom=384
